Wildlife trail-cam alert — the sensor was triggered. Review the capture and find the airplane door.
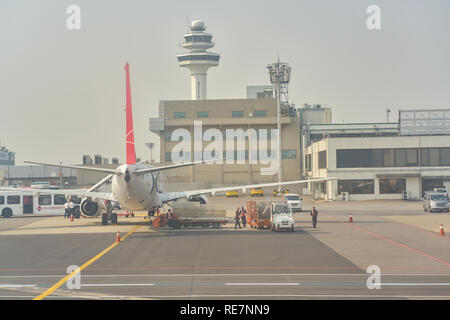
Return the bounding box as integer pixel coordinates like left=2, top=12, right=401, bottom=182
left=23, top=195, right=33, bottom=214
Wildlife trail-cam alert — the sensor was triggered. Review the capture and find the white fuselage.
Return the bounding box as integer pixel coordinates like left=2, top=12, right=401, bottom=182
left=111, top=164, right=162, bottom=211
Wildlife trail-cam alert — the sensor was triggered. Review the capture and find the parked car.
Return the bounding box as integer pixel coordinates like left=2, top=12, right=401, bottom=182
left=423, top=192, right=449, bottom=213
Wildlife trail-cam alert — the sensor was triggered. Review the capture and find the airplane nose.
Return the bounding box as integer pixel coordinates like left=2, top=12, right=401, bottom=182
left=124, top=170, right=131, bottom=183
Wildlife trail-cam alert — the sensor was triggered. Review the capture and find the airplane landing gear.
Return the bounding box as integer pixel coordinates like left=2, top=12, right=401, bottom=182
left=101, top=212, right=118, bottom=225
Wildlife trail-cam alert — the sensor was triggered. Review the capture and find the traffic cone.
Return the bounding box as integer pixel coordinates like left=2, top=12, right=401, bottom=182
left=349, top=214, right=353, bottom=223
left=440, top=224, right=445, bottom=236
left=116, top=230, right=121, bottom=242
left=70, top=214, right=74, bottom=222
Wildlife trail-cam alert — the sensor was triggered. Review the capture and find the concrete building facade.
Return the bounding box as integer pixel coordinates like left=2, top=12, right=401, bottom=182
left=150, top=98, right=301, bottom=191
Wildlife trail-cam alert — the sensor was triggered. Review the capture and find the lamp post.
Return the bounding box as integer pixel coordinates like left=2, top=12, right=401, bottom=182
left=267, top=60, right=291, bottom=192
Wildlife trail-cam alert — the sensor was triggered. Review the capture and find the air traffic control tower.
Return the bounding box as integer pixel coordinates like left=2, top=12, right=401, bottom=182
left=177, top=20, right=220, bottom=100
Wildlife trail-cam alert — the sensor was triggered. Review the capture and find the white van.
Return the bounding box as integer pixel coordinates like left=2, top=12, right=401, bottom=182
left=423, top=192, right=449, bottom=213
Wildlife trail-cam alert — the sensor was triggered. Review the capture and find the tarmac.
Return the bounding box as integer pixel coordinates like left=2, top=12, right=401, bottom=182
left=0, top=196, right=449, bottom=300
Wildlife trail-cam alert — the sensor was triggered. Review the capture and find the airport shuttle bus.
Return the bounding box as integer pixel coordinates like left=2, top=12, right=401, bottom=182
left=0, top=191, right=80, bottom=218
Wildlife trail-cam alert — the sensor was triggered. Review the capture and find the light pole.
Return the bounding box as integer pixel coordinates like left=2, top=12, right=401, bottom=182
left=267, top=60, right=291, bottom=192
left=145, top=143, right=155, bottom=164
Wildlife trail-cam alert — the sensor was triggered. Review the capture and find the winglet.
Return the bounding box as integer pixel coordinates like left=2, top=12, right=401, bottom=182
left=124, top=62, right=137, bottom=165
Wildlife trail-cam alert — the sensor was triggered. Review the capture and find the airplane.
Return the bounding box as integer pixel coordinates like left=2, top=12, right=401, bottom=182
left=0, top=63, right=337, bottom=225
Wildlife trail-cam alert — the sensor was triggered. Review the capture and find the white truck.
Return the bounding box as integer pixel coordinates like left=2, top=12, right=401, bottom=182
left=282, top=193, right=302, bottom=213
left=270, top=202, right=295, bottom=232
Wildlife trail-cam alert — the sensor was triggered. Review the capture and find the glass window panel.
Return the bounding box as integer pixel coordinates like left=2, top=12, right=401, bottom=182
left=232, top=111, right=243, bottom=118
left=54, top=194, right=66, bottom=205
left=429, top=148, right=440, bottom=166
left=439, top=148, right=450, bottom=166
left=282, top=149, right=297, bottom=159
left=379, top=179, right=406, bottom=194
left=174, top=112, right=186, bottom=119
left=338, top=180, right=374, bottom=194
left=254, top=110, right=267, bottom=118
left=7, top=196, right=20, bottom=204
left=0, top=196, right=4, bottom=205
left=197, top=112, right=209, bottom=118
left=38, top=195, right=52, bottom=205
left=383, top=149, right=395, bottom=167
left=394, top=149, right=406, bottom=167
left=420, top=148, right=429, bottom=166
left=406, top=149, right=418, bottom=166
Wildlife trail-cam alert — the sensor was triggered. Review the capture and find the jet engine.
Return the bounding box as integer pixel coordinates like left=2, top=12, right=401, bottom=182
left=80, top=198, right=106, bottom=218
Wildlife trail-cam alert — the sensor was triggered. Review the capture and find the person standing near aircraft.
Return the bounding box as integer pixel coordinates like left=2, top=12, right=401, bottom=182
left=64, top=201, right=70, bottom=219
left=68, top=200, right=75, bottom=218
left=240, top=206, right=247, bottom=228
left=235, top=207, right=242, bottom=229
left=311, top=206, right=319, bottom=228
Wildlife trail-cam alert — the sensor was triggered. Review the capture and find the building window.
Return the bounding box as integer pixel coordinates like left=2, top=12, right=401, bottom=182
left=337, top=148, right=420, bottom=168
left=0, top=196, right=4, bottom=205
left=197, top=112, right=209, bottom=118
left=174, top=112, right=186, bottom=119
left=318, top=150, right=327, bottom=169
left=305, top=154, right=311, bottom=171
left=164, top=131, right=172, bottom=142
left=7, top=195, right=20, bottom=204
left=282, top=149, right=296, bottom=159
left=440, top=148, right=450, bottom=166
left=54, top=194, right=66, bottom=205
left=338, top=180, right=374, bottom=194
left=165, top=152, right=172, bottom=162
left=379, top=179, right=406, bottom=194
left=232, top=111, right=244, bottom=118
left=254, top=110, right=267, bottom=118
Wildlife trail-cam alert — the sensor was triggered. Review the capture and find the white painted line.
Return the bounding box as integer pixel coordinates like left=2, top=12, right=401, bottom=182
left=226, top=282, right=300, bottom=286
left=377, top=283, right=450, bottom=286
left=0, top=284, right=37, bottom=288
left=81, top=283, right=155, bottom=287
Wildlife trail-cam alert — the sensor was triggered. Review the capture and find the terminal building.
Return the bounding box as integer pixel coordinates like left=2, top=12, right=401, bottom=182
left=303, top=109, right=450, bottom=201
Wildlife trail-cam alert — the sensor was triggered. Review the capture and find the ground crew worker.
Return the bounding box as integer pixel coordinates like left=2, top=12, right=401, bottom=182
left=69, top=200, right=75, bottom=218
left=311, top=206, right=319, bottom=228
left=234, top=207, right=242, bottom=229
left=167, top=209, right=174, bottom=219
left=64, top=201, right=70, bottom=219
left=240, top=206, right=247, bottom=228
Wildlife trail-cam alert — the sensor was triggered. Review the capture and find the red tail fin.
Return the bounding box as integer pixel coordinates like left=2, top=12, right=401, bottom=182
left=124, top=63, right=137, bottom=165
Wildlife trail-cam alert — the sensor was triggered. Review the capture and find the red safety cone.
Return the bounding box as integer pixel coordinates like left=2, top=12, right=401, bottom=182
left=116, top=230, right=121, bottom=242
left=349, top=214, right=353, bottom=223
left=70, top=214, right=74, bottom=222
left=440, top=224, right=445, bottom=236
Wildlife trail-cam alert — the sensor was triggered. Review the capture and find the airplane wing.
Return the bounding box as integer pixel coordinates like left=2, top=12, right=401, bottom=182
left=134, top=158, right=221, bottom=175
left=159, top=177, right=337, bottom=203
left=25, top=158, right=221, bottom=176
left=0, top=187, right=116, bottom=202
left=24, top=161, right=120, bottom=174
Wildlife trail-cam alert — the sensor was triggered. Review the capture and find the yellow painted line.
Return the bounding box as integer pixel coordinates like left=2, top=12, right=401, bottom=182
left=33, top=224, right=143, bottom=300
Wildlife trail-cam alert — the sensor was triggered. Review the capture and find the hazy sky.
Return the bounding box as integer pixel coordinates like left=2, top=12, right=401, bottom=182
left=1, top=0, right=449, bottom=165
